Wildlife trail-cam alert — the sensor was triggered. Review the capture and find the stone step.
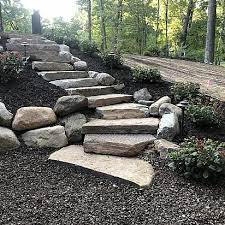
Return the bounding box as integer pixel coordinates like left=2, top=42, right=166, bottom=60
left=96, top=103, right=148, bottom=119
left=88, top=94, right=133, bottom=108
left=39, top=71, right=89, bottom=81
left=84, top=134, right=156, bottom=157
left=82, top=118, right=160, bottom=134
left=49, top=145, right=154, bottom=187
left=50, top=78, right=98, bottom=89
left=32, top=61, right=74, bottom=71
left=66, top=86, right=115, bottom=97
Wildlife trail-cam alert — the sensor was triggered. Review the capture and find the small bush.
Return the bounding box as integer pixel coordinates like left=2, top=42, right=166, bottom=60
left=80, top=40, right=98, bottom=55
left=171, top=82, right=200, bottom=102
left=0, top=52, right=23, bottom=84
left=132, top=67, right=161, bottom=83
left=186, top=104, right=220, bottom=127
left=144, top=46, right=161, bottom=57
left=64, top=37, right=80, bottom=50
left=102, top=52, right=123, bottom=68
left=169, top=137, right=225, bottom=181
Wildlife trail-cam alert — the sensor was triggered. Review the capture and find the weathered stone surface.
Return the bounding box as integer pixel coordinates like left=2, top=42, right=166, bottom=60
left=60, top=44, right=70, bottom=52
left=113, top=83, right=125, bottom=91
left=60, top=113, right=87, bottom=143
left=0, top=45, right=3, bottom=52
left=84, top=134, right=156, bottom=157
left=22, top=126, right=68, bottom=148
left=154, top=139, right=180, bottom=159
left=134, top=88, right=152, bottom=102
left=149, top=96, right=171, bottom=116
left=159, top=103, right=183, bottom=120
left=71, top=56, right=81, bottom=64
left=58, top=51, right=73, bottom=62
left=95, top=73, right=115, bottom=86
left=138, top=100, right=154, bottom=106
left=39, top=71, right=88, bottom=81
left=88, top=71, right=99, bottom=78
left=32, top=62, right=73, bottom=71
left=96, top=103, right=148, bottom=119
left=157, top=113, right=180, bottom=141
left=12, top=107, right=57, bottom=131
left=66, top=86, right=115, bottom=97
left=50, top=78, right=98, bottom=89
left=0, top=102, right=13, bottom=127
left=54, top=95, right=88, bottom=116
left=82, top=118, right=160, bottom=134
left=49, top=145, right=155, bottom=187
left=0, top=127, right=20, bottom=152
left=74, top=61, right=88, bottom=71
left=88, top=94, right=133, bottom=108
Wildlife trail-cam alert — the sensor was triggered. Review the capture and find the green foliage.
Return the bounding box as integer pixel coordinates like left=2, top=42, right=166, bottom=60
left=0, top=52, right=23, bottom=84
left=169, top=137, right=225, bottom=181
left=132, top=67, right=161, bottom=83
left=171, top=82, right=200, bottom=102
left=144, top=46, right=161, bottom=57
left=186, top=104, right=220, bottom=127
left=102, top=52, right=123, bottom=68
left=79, top=40, right=99, bottom=55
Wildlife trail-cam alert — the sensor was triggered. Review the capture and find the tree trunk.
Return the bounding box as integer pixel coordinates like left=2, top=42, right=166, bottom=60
left=114, top=0, right=123, bottom=51
left=88, top=0, right=92, bottom=43
left=165, top=0, right=169, bottom=56
left=204, top=0, right=217, bottom=64
left=99, top=0, right=107, bottom=51
left=156, top=0, right=160, bottom=47
left=180, top=0, right=195, bottom=54
left=0, top=2, right=3, bottom=32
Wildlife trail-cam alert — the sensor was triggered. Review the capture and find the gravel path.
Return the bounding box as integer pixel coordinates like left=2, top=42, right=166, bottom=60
left=1, top=145, right=225, bottom=225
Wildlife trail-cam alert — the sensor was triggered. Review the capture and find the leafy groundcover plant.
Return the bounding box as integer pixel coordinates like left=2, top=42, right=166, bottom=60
left=169, top=137, right=225, bottom=181
left=102, top=52, right=123, bottom=69
left=132, top=67, right=161, bottom=83
left=0, top=51, right=23, bottom=84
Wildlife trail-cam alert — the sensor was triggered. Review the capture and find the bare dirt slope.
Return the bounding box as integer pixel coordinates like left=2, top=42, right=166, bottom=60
left=125, top=55, right=225, bottom=101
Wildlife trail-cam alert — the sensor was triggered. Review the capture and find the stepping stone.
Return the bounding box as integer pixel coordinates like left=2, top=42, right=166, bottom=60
left=66, top=86, right=115, bottom=97
left=84, top=134, right=156, bottom=157
left=49, top=145, right=154, bottom=187
left=88, top=94, right=133, bottom=108
left=39, top=71, right=88, bottom=81
left=82, top=118, right=160, bottom=134
left=50, top=78, right=98, bottom=89
left=32, top=62, right=73, bottom=71
left=96, top=103, right=148, bottom=119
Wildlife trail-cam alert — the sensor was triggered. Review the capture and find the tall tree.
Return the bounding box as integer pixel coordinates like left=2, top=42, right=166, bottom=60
left=204, top=0, right=217, bottom=64
left=0, top=2, right=3, bottom=32
left=156, top=0, right=160, bottom=47
left=165, top=0, right=169, bottom=56
left=88, top=0, right=92, bottom=42
left=99, top=0, right=107, bottom=50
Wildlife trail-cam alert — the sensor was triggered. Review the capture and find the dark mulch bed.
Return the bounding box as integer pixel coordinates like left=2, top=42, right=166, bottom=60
left=0, top=69, right=67, bottom=114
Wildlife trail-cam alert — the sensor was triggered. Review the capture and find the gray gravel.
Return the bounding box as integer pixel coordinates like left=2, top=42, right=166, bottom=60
left=0, top=145, right=225, bottom=225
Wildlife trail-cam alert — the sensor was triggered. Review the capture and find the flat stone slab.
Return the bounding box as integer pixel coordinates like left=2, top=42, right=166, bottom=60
left=96, top=103, right=149, bottom=119
left=88, top=94, right=133, bottom=108
left=84, top=134, right=156, bottom=157
left=50, top=78, right=98, bottom=89
left=82, top=118, right=160, bottom=134
left=39, top=71, right=88, bottom=81
left=49, top=145, right=154, bottom=187
left=32, top=62, right=73, bottom=71
left=66, top=86, right=115, bottom=97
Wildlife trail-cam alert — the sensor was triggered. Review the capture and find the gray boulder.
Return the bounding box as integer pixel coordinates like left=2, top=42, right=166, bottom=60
left=54, top=95, right=88, bottom=116
left=0, top=127, right=20, bottom=152
left=0, top=102, right=13, bottom=127
left=22, top=125, right=68, bottom=148
left=134, top=88, right=152, bottom=102
left=74, top=61, right=88, bottom=71
left=0, top=45, right=3, bottom=52
left=95, top=73, right=115, bottom=86
left=149, top=96, right=171, bottom=116
left=138, top=100, right=154, bottom=106
left=157, top=113, right=180, bottom=141
left=60, top=44, right=70, bottom=52
left=71, top=56, right=81, bottom=64
left=88, top=71, right=99, bottom=78
left=159, top=103, right=183, bottom=120
left=60, top=113, right=87, bottom=143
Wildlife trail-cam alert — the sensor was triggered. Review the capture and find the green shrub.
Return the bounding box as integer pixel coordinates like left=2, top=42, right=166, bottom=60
left=80, top=40, right=98, bottom=55
left=102, top=52, right=123, bottom=68
left=64, top=37, right=80, bottom=50
left=169, top=137, right=225, bottom=181
left=171, top=82, right=200, bottom=102
left=132, top=67, right=161, bottom=83
left=144, top=46, right=161, bottom=57
left=0, top=52, right=23, bottom=84
left=186, top=104, right=220, bottom=127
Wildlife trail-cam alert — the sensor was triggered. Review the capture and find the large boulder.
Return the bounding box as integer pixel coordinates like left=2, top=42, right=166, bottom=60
left=157, top=113, right=180, bottom=141
left=74, top=61, right=88, bottom=71
left=159, top=103, right=183, bottom=120
left=133, top=88, right=152, bottom=102
left=60, top=113, right=87, bottom=143
left=149, top=96, right=171, bottom=116
left=58, top=51, right=73, bottom=62
left=71, top=56, right=81, bottom=64
left=95, top=73, right=115, bottom=86
left=0, top=102, right=13, bottom=127
left=12, top=107, right=57, bottom=131
left=60, top=44, right=70, bottom=52
left=88, top=71, right=99, bottom=78
left=0, top=127, right=20, bottom=152
left=22, top=126, right=68, bottom=148
left=54, top=95, right=88, bottom=116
